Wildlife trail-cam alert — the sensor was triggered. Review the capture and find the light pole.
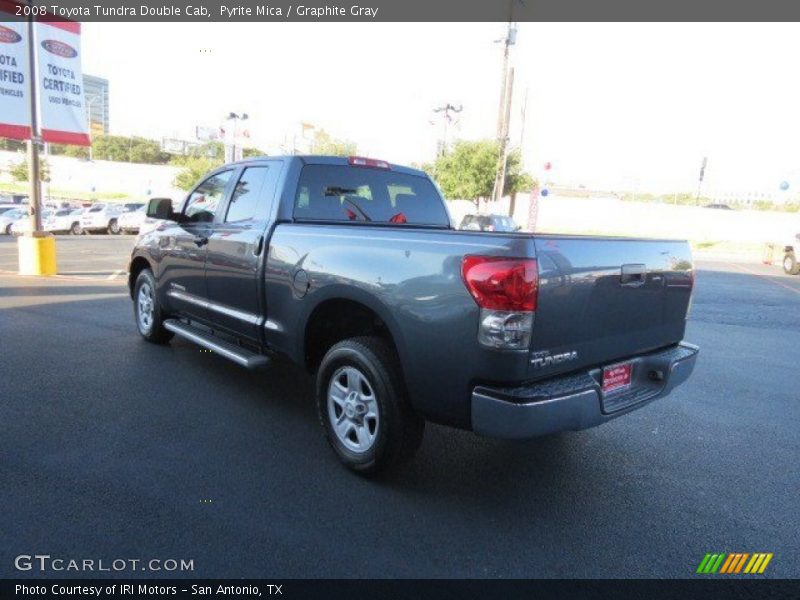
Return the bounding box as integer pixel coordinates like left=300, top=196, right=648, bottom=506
left=224, top=112, right=248, bottom=162
left=432, top=103, right=462, bottom=157
left=25, top=12, right=42, bottom=234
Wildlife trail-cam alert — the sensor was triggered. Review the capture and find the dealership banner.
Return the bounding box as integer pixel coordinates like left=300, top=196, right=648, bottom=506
left=0, top=0, right=31, bottom=140
left=35, top=18, right=90, bottom=145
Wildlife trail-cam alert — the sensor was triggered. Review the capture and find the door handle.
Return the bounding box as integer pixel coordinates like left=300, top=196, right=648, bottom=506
left=193, top=235, right=209, bottom=247
left=253, top=235, right=264, bottom=256
left=620, top=263, right=646, bottom=287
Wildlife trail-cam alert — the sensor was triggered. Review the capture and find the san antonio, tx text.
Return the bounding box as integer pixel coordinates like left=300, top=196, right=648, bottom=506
left=45, top=4, right=381, bottom=18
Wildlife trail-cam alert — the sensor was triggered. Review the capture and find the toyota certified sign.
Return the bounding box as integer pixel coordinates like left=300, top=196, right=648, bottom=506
left=0, top=13, right=31, bottom=141
left=0, top=25, right=22, bottom=44
left=41, top=39, right=78, bottom=58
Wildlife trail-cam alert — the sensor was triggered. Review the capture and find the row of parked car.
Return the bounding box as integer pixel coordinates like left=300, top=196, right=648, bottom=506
left=0, top=201, right=161, bottom=236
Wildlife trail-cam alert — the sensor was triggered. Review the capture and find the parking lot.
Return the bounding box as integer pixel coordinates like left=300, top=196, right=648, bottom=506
left=0, top=235, right=798, bottom=578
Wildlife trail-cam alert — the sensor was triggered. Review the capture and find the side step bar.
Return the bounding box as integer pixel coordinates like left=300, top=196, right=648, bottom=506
left=164, top=319, right=271, bottom=369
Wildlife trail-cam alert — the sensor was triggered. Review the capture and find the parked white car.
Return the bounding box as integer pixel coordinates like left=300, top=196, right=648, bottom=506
left=118, top=204, right=147, bottom=234
left=0, top=208, right=28, bottom=235
left=45, top=208, right=86, bottom=235
left=10, top=210, right=54, bottom=235
left=80, top=203, right=126, bottom=234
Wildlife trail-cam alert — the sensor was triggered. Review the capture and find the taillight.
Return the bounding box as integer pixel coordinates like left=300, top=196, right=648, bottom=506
left=461, top=256, right=538, bottom=350
left=461, top=256, right=538, bottom=311
left=348, top=156, right=391, bottom=169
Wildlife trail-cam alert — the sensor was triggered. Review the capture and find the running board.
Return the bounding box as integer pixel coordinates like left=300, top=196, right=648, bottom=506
left=164, top=319, right=271, bottom=369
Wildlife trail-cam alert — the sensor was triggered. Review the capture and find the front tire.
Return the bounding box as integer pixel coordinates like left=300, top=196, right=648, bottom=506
left=133, top=268, right=173, bottom=344
left=4, top=224, right=11, bottom=235
left=783, top=253, right=800, bottom=275
left=316, top=336, right=424, bottom=476
left=70, top=222, right=82, bottom=235
left=108, top=219, right=120, bottom=235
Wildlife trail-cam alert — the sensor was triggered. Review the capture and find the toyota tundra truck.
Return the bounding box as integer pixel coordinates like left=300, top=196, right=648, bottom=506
left=128, top=155, right=698, bottom=475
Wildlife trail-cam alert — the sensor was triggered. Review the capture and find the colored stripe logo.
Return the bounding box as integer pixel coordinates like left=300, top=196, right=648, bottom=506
left=697, top=552, right=773, bottom=574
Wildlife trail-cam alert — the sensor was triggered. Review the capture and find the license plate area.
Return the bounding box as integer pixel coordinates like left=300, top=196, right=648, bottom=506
left=602, top=362, right=633, bottom=394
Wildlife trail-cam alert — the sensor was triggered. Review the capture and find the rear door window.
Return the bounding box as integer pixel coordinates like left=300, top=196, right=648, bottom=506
left=293, top=165, right=449, bottom=227
left=225, top=166, right=273, bottom=223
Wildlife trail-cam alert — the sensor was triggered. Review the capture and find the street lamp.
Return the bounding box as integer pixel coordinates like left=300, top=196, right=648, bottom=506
left=432, top=103, right=462, bottom=157
left=224, top=112, right=248, bottom=162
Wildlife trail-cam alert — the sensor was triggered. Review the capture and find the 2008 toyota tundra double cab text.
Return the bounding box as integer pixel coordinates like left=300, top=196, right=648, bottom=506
left=128, top=155, right=699, bottom=475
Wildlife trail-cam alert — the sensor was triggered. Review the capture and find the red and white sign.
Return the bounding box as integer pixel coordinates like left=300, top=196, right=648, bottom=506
left=0, top=3, right=89, bottom=146
left=602, top=362, right=633, bottom=394
left=0, top=1, right=32, bottom=140
left=35, top=18, right=89, bottom=145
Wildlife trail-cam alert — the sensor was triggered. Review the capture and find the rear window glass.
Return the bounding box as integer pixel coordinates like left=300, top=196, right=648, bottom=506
left=293, top=165, right=449, bottom=227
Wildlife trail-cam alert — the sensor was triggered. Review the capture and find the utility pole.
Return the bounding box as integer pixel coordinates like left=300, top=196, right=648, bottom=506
left=433, top=103, right=463, bottom=157
left=492, top=7, right=518, bottom=204
left=695, top=156, right=707, bottom=206
left=26, top=12, right=42, bottom=234
left=519, top=87, right=528, bottom=150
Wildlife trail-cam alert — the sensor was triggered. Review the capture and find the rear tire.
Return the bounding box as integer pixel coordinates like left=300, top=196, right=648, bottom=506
left=316, top=336, right=424, bottom=476
left=70, top=222, right=82, bottom=235
left=108, top=219, right=120, bottom=235
left=783, top=253, right=800, bottom=275
left=133, top=268, right=173, bottom=344
left=4, top=224, right=11, bottom=235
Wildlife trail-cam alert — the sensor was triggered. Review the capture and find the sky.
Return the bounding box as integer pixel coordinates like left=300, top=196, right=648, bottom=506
left=80, top=22, right=800, bottom=195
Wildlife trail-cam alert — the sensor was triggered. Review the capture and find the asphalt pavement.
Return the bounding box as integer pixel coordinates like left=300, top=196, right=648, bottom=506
left=0, top=237, right=798, bottom=578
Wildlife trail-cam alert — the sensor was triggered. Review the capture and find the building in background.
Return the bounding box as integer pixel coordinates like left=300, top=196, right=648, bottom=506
left=82, top=74, right=109, bottom=137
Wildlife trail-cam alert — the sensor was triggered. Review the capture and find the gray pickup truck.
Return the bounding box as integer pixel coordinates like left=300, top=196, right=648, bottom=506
left=129, top=155, right=698, bottom=475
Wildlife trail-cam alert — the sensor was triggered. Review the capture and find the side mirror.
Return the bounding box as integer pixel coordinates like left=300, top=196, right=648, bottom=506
left=146, top=198, right=174, bottom=220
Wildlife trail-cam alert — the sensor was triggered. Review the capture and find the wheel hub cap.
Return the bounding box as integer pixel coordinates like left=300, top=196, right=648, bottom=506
left=327, top=366, right=379, bottom=453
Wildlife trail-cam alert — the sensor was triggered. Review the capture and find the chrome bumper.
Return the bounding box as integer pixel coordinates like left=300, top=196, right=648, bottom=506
left=471, top=342, right=699, bottom=439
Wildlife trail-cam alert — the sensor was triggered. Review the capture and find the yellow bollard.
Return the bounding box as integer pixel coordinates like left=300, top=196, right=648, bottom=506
left=17, top=232, right=58, bottom=276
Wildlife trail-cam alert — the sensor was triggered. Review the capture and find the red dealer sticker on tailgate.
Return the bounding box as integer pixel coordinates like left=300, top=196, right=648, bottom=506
left=602, top=362, right=633, bottom=393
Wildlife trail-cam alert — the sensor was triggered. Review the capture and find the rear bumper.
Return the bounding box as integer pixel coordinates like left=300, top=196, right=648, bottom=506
left=471, top=342, right=699, bottom=439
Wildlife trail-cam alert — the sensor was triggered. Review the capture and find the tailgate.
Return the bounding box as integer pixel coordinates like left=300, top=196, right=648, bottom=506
left=529, top=235, right=693, bottom=380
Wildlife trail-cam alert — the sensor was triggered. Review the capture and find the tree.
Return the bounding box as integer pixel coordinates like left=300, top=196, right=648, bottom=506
left=431, top=140, right=534, bottom=214
left=432, top=140, right=499, bottom=207
left=10, top=158, right=50, bottom=182
left=310, top=129, right=357, bottom=156
left=173, top=157, right=221, bottom=191
left=88, top=135, right=170, bottom=164
left=243, top=147, right=267, bottom=158
left=0, top=138, right=25, bottom=152
left=504, top=149, right=536, bottom=217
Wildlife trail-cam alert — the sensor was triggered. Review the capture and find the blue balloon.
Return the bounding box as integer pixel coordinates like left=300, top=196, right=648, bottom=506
left=540, top=188, right=549, bottom=197
left=780, top=181, right=790, bottom=191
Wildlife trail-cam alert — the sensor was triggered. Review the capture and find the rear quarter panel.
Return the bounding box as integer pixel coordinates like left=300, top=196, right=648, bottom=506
left=264, top=223, right=536, bottom=428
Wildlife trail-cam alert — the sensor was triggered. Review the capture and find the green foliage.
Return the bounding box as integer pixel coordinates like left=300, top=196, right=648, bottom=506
left=9, top=158, right=50, bottom=182
left=431, top=140, right=534, bottom=204
left=503, top=149, right=535, bottom=197
left=91, top=135, right=170, bottom=164
left=243, top=147, right=267, bottom=158
left=310, top=129, right=357, bottom=156
left=173, top=157, right=221, bottom=191
left=54, top=135, right=170, bottom=164
left=433, top=140, right=498, bottom=202
left=0, top=138, right=25, bottom=152
left=48, top=143, right=90, bottom=159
